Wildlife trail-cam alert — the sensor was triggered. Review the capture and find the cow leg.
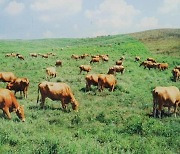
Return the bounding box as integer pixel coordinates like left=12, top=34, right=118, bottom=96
left=3, top=108, right=11, bottom=119
left=79, top=69, right=82, bottom=74
left=174, top=103, right=178, bottom=117
left=111, top=84, right=115, bottom=92
left=158, top=105, right=162, bottom=118
left=168, top=107, right=171, bottom=115
left=153, top=100, right=157, bottom=117
left=20, top=91, right=23, bottom=97
left=40, top=97, right=46, bottom=108
left=61, top=98, right=67, bottom=110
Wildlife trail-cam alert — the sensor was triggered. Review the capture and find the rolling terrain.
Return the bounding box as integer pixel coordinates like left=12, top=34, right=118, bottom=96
left=0, top=29, right=179, bottom=153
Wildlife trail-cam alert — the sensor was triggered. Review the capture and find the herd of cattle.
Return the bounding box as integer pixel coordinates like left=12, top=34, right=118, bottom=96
left=0, top=52, right=179, bottom=122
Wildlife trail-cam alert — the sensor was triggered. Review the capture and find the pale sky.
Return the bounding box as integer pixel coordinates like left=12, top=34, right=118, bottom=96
left=0, top=0, right=179, bottom=39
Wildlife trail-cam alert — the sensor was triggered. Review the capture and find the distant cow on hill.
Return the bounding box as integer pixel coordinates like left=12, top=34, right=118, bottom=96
left=55, top=60, right=62, bottom=67
left=79, top=65, right=91, bottom=74
left=46, top=67, right=57, bottom=79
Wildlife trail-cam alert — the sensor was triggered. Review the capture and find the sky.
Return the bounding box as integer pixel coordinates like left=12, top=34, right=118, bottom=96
left=0, top=0, right=179, bottom=39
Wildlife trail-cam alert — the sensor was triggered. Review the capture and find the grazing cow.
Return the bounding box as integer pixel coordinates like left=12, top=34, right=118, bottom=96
left=17, top=55, right=25, bottom=60
left=0, top=88, right=25, bottom=121
left=152, top=86, right=180, bottom=118
left=98, top=74, right=117, bottom=92
left=5, top=53, right=11, bottom=57
left=42, top=54, right=48, bottom=58
left=0, top=72, right=17, bottom=82
left=6, top=78, right=30, bottom=98
left=172, top=69, right=180, bottom=82
left=101, top=55, right=109, bottom=62
left=140, top=61, right=157, bottom=69
left=79, top=65, right=91, bottom=74
left=55, top=60, right=62, bottom=67
left=37, top=81, right=79, bottom=111
left=85, top=74, right=99, bottom=91
left=30, top=53, right=38, bottom=57
left=135, top=56, right=140, bottom=62
left=90, top=57, right=100, bottom=64
left=80, top=54, right=89, bottom=59
left=158, top=63, right=168, bottom=71
left=116, top=60, right=123, bottom=65
left=46, top=67, right=57, bottom=78
left=108, top=65, right=125, bottom=75
left=71, top=54, right=79, bottom=60
left=147, top=58, right=156, bottom=63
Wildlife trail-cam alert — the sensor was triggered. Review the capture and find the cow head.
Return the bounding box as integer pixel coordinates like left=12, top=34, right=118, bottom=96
left=16, top=105, right=25, bottom=122
left=72, top=99, right=79, bottom=112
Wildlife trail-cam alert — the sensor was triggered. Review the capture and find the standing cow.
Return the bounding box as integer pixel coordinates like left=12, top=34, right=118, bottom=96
left=152, top=86, right=180, bottom=118
left=6, top=78, right=30, bottom=98
left=37, top=81, right=79, bottom=111
left=98, top=74, right=117, bottom=92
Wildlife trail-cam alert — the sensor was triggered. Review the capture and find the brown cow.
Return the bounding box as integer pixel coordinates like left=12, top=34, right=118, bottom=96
left=90, top=57, right=100, bottom=64
left=79, top=65, right=91, bottom=74
left=0, top=72, right=17, bottom=82
left=55, top=60, right=62, bottom=67
left=37, top=81, right=79, bottom=111
left=71, top=54, right=79, bottom=60
left=98, top=74, right=117, bottom=92
left=42, top=54, right=48, bottom=58
left=30, top=53, right=38, bottom=57
left=85, top=74, right=99, bottom=91
left=140, top=61, right=157, bottom=69
left=147, top=57, right=156, bottom=63
left=6, top=78, right=30, bottom=98
left=46, top=67, right=57, bottom=78
left=158, top=63, right=168, bottom=70
left=101, top=56, right=109, bottom=62
left=172, top=69, right=180, bottom=82
left=116, top=60, right=123, bottom=65
left=0, top=88, right=25, bottom=121
left=108, top=65, right=125, bottom=75
left=152, top=86, right=180, bottom=118
left=17, top=55, right=25, bottom=60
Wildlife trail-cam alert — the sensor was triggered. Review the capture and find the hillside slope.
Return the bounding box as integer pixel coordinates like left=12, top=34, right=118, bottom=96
left=0, top=32, right=179, bottom=153
left=129, top=28, right=180, bottom=56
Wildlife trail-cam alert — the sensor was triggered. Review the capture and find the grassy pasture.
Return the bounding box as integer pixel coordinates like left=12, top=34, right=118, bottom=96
left=0, top=31, right=180, bottom=153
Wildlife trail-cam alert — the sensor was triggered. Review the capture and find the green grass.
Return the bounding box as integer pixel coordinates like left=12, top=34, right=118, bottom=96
left=0, top=30, right=180, bottom=153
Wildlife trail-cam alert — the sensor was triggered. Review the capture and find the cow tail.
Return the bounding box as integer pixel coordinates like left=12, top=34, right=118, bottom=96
left=37, top=84, right=40, bottom=104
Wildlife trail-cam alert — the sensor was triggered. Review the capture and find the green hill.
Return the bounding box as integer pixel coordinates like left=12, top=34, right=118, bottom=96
left=129, top=28, right=180, bottom=56
left=0, top=29, right=179, bottom=153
